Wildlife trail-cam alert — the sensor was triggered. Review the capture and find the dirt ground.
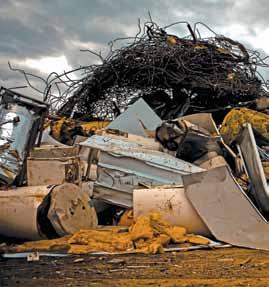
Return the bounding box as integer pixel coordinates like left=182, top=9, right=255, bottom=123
left=1, top=247, right=269, bottom=286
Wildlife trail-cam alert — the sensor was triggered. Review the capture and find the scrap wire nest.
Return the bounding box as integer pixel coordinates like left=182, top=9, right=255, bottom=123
left=10, top=20, right=269, bottom=120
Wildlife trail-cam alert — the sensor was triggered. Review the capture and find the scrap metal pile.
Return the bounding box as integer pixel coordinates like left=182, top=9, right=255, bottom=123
left=53, top=21, right=269, bottom=122
left=1, top=20, right=269, bottom=257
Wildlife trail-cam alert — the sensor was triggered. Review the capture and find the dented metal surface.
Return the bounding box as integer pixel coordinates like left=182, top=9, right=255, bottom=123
left=0, top=87, right=48, bottom=186
left=80, top=134, right=204, bottom=207
left=80, top=134, right=159, bottom=152
left=184, top=166, right=269, bottom=250
left=80, top=135, right=203, bottom=175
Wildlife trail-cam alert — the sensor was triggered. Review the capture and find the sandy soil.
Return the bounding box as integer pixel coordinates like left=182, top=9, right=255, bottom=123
left=1, top=247, right=269, bottom=286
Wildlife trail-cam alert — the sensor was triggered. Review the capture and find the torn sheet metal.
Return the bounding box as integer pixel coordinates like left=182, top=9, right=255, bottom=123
left=180, top=113, right=220, bottom=135
left=107, top=98, right=162, bottom=136
left=183, top=166, right=269, bottom=250
left=80, top=135, right=204, bottom=177
left=0, top=183, right=97, bottom=240
left=133, top=187, right=211, bottom=236
left=27, top=145, right=81, bottom=186
left=80, top=135, right=204, bottom=207
left=237, top=123, right=269, bottom=213
left=0, top=87, right=48, bottom=186
left=80, top=134, right=160, bottom=153
left=99, top=131, right=161, bottom=151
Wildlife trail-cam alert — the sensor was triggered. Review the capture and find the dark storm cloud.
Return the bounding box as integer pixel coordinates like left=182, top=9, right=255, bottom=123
left=1, top=0, right=269, bottom=93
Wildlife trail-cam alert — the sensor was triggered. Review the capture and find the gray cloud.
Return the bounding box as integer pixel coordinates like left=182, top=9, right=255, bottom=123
left=1, top=0, right=269, bottom=97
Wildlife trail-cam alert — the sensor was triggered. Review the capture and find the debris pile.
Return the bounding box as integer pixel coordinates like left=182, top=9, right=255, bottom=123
left=1, top=20, right=269, bottom=257
left=54, top=21, right=269, bottom=123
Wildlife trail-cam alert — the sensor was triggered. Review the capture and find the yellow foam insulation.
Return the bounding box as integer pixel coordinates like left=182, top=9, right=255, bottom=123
left=4, top=213, right=210, bottom=255
left=220, top=108, right=269, bottom=145
left=118, top=209, right=133, bottom=226
left=48, top=117, right=110, bottom=143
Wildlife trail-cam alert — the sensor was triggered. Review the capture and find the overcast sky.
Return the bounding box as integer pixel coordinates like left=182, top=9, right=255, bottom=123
left=1, top=0, right=269, bottom=98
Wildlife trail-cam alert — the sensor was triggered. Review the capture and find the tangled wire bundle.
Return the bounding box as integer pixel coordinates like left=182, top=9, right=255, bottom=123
left=10, top=20, right=269, bottom=122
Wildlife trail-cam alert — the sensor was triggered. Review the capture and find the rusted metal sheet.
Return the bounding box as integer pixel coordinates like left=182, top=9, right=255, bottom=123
left=107, top=98, right=162, bottom=136
left=237, top=123, right=269, bottom=213
left=183, top=166, right=269, bottom=250
left=133, top=187, right=211, bottom=236
left=27, top=146, right=81, bottom=186
left=80, top=135, right=204, bottom=207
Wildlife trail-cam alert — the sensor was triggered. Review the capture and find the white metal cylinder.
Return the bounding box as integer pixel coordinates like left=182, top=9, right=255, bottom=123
left=0, top=186, right=51, bottom=240
left=133, top=187, right=211, bottom=237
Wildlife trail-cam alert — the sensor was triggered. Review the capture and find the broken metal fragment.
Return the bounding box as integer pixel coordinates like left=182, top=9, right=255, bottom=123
left=183, top=166, right=269, bottom=250
left=107, top=98, right=162, bottom=136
